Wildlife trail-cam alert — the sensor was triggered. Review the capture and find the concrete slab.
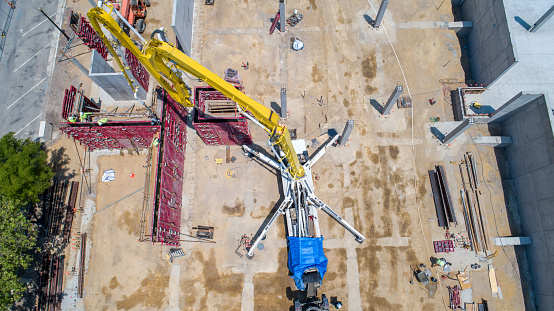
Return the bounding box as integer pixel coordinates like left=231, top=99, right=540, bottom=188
left=172, top=0, right=195, bottom=55
left=50, top=1, right=529, bottom=311
left=88, top=51, right=136, bottom=101
left=532, top=163, right=554, bottom=201
left=376, top=236, right=410, bottom=247
left=513, top=173, right=537, bottom=204
left=472, top=136, right=512, bottom=147
left=525, top=136, right=550, bottom=171
left=493, top=236, right=532, bottom=246
left=167, top=264, right=181, bottom=311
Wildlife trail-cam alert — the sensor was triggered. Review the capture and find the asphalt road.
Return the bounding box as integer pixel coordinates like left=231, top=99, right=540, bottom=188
left=0, top=0, right=65, bottom=139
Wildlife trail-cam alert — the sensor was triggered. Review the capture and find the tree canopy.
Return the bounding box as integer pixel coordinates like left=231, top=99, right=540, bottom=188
left=0, top=133, right=51, bottom=308
left=0, top=132, right=53, bottom=203
left=0, top=197, right=38, bottom=308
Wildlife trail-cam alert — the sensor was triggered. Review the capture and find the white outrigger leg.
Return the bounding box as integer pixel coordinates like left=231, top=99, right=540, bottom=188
left=243, top=135, right=365, bottom=259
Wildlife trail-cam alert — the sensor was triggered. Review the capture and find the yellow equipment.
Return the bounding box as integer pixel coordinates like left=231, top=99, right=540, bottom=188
left=86, top=3, right=305, bottom=179
left=486, top=251, right=498, bottom=260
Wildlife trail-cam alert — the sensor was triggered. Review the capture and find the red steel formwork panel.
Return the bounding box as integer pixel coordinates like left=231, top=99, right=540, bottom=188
left=193, top=86, right=253, bottom=146
left=60, top=123, right=160, bottom=150
left=82, top=95, right=100, bottom=113
left=61, top=85, right=100, bottom=120
left=195, top=86, right=241, bottom=120
left=125, top=48, right=150, bottom=91
left=194, top=121, right=252, bottom=146
left=61, top=86, right=77, bottom=120
left=151, top=90, right=187, bottom=246
left=75, top=16, right=108, bottom=59
left=269, top=11, right=280, bottom=35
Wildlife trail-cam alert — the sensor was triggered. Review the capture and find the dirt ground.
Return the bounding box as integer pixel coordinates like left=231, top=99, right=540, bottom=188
left=49, top=0, right=529, bottom=310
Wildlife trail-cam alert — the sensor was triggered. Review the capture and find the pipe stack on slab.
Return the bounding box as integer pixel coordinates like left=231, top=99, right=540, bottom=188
left=459, top=152, right=491, bottom=253
left=429, top=165, right=457, bottom=229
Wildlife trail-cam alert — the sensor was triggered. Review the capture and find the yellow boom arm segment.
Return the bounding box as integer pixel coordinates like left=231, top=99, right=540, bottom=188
left=87, top=4, right=304, bottom=179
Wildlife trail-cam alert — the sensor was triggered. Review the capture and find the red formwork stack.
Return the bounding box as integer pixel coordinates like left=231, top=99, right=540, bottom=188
left=151, top=89, right=187, bottom=246
left=61, top=85, right=100, bottom=121
left=74, top=15, right=108, bottom=60
left=193, top=86, right=253, bottom=146
left=61, top=86, right=77, bottom=120
left=125, top=48, right=150, bottom=91
left=61, top=124, right=160, bottom=150
left=59, top=84, right=189, bottom=246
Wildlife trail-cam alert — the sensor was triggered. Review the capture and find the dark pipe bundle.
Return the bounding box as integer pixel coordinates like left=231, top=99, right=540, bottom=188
left=428, top=165, right=457, bottom=229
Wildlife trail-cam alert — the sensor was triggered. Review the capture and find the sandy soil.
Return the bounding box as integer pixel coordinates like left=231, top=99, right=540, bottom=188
left=48, top=0, right=530, bottom=310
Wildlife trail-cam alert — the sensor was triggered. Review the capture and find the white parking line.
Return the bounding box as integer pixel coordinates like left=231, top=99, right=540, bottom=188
left=15, top=113, right=43, bottom=136
left=13, top=43, right=51, bottom=72
left=7, top=77, right=48, bottom=109
left=22, top=13, right=56, bottom=37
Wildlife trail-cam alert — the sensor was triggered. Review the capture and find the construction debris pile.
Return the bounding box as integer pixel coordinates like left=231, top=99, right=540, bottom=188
left=68, top=11, right=108, bottom=59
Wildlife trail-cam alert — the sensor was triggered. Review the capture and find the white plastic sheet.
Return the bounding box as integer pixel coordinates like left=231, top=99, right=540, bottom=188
left=102, top=169, right=115, bottom=182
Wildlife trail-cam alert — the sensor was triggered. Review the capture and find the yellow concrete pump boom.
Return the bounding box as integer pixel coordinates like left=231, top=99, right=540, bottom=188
left=87, top=3, right=305, bottom=179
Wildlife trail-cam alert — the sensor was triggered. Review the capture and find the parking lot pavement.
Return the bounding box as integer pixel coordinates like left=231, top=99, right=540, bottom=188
left=0, top=0, right=66, bottom=139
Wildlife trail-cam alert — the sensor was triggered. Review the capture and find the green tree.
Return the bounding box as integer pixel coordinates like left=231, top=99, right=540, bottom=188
left=0, top=133, right=53, bottom=203
left=0, top=197, right=37, bottom=309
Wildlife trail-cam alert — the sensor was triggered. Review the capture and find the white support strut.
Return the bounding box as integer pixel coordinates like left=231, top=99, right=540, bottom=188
left=244, top=135, right=365, bottom=259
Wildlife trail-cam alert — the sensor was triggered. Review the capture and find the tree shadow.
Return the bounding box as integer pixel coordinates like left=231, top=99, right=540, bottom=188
left=12, top=245, right=43, bottom=310
left=514, top=16, right=531, bottom=31
left=13, top=204, right=59, bottom=311
left=370, top=99, right=383, bottom=114
left=48, top=147, right=76, bottom=181
left=430, top=127, right=445, bottom=142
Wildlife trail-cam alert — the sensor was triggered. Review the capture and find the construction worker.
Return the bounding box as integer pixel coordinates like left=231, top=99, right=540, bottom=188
left=97, top=118, right=108, bottom=126
left=80, top=112, right=93, bottom=122
left=432, top=258, right=446, bottom=268
left=68, top=114, right=77, bottom=123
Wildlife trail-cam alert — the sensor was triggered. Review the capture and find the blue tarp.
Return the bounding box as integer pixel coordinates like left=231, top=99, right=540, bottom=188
left=287, top=236, right=328, bottom=290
